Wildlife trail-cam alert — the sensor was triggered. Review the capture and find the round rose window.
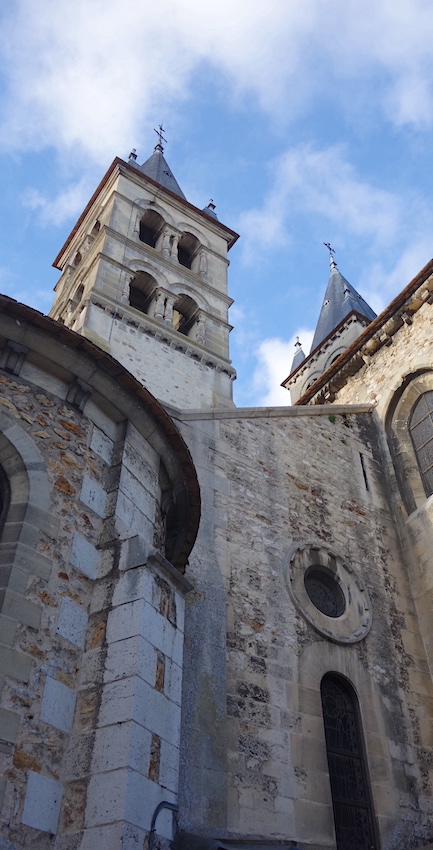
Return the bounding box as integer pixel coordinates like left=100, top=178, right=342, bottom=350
left=284, top=542, right=372, bottom=644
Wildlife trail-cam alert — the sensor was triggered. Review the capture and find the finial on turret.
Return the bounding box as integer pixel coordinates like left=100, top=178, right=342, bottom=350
left=202, top=198, right=218, bottom=219
left=154, top=123, right=167, bottom=153
left=323, top=242, right=337, bottom=270
left=290, top=336, right=306, bottom=372
left=128, top=148, right=137, bottom=162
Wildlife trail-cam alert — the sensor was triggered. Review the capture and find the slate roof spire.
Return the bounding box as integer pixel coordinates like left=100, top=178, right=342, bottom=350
left=133, top=126, right=187, bottom=200
left=290, top=337, right=306, bottom=372
left=310, top=246, right=376, bottom=352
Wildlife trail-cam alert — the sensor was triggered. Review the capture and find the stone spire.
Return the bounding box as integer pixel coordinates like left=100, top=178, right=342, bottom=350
left=310, top=247, right=376, bottom=352
left=133, top=127, right=186, bottom=200
left=290, top=336, right=306, bottom=372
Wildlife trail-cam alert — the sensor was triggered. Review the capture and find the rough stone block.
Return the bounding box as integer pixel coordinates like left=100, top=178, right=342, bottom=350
left=92, top=720, right=151, bottom=775
left=104, top=634, right=157, bottom=686
left=70, top=532, right=99, bottom=580
left=164, top=658, right=182, bottom=705
left=2, top=589, right=41, bottom=629
left=0, top=645, right=31, bottom=682
left=90, top=425, right=114, bottom=463
left=80, top=821, right=146, bottom=850
left=0, top=614, right=16, bottom=647
left=98, top=677, right=181, bottom=746
left=118, top=535, right=154, bottom=572
left=84, top=769, right=128, bottom=827
left=84, top=398, right=119, bottom=440
left=80, top=475, right=107, bottom=518
left=0, top=707, right=20, bottom=743
left=159, top=738, right=180, bottom=793
left=112, top=566, right=153, bottom=607
left=40, top=676, right=77, bottom=733
left=21, top=771, right=63, bottom=833
left=106, top=599, right=184, bottom=666
left=119, top=466, right=156, bottom=520
left=115, top=490, right=154, bottom=541
left=57, top=598, right=88, bottom=648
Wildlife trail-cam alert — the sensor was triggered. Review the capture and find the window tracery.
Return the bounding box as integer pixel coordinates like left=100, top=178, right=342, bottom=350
left=321, top=674, right=377, bottom=850
left=409, top=390, right=433, bottom=497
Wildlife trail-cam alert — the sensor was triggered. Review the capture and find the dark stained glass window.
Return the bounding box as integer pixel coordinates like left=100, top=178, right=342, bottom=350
left=304, top=568, right=346, bottom=618
left=321, top=675, right=377, bottom=850
left=409, top=391, right=433, bottom=497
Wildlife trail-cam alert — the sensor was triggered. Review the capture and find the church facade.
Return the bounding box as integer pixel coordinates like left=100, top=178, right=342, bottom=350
left=1, top=140, right=433, bottom=850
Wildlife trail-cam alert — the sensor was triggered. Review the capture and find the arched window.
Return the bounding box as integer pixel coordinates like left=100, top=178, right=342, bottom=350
left=178, top=232, right=200, bottom=270
left=321, top=674, right=377, bottom=850
left=139, top=210, right=165, bottom=249
left=409, top=391, right=433, bottom=497
left=129, top=272, right=157, bottom=315
left=172, top=294, right=198, bottom=336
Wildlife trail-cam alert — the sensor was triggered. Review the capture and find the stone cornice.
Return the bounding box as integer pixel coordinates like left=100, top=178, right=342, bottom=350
left=283, top=311, right=370, bottom=388
left=165, top=401, right=372, bottom=421
left=88, top=291, right=236, bottom=378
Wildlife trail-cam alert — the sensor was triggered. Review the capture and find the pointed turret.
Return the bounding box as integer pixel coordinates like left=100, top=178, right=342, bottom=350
left=290, top=337, right=306, bottom=372
left=311, top=249, right=376, bottom=352
left=282, top=246, right=377, bottom=404
left=133, top=126, right=186, bottom=200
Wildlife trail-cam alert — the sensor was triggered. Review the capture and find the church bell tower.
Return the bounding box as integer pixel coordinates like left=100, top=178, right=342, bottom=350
left=50, top=132, right=239, bottom=410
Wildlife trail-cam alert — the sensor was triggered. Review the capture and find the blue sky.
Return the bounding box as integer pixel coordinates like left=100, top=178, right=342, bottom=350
left=1, top=0, right=433, bottom=406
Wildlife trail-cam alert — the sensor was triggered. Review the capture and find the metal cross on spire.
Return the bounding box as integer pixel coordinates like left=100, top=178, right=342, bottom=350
left=323, top=242, right=337, bottom=269
left=154, top=124, right=167, bottom=152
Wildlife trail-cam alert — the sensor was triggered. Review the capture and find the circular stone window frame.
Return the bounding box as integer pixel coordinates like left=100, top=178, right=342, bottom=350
left=284, top=541, right=372, bottom=644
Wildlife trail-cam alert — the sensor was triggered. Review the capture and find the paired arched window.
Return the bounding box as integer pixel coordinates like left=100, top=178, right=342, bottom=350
left=139, top=210, right=165, bottom=249
left=129, top=272, right=157, bottom=315
left=321, top=674, right=377, bottom=850
left=178, top=232, right=200, bottom=270
left=172, top=294, right=198, bottom=336
left=409, top=390, right=433, bottom=498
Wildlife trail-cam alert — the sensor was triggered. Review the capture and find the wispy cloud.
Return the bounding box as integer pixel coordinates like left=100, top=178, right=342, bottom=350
left=239, top=144, right=403, bottom=262
left=237, top=142, right=433, bottom=307
left=247, top=330, right=314, bottom=407
left=22, top=177, right=92, bottom=226
left=2, top=0, right=433, bottom=163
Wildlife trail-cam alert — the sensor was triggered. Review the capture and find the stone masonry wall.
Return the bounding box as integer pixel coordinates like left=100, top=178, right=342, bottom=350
left=0, top=370, right=106, bottom=846
left=329, top=300, right=433, bottom=416
left=0, top=359, right=191, bottom=849
left=177, top=405, right=433, bottom=850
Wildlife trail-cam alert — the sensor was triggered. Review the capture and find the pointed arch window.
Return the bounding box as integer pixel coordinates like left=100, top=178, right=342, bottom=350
left=321, top=674, right=377, bottom=850
left=409, top=391, right=433, bottom=497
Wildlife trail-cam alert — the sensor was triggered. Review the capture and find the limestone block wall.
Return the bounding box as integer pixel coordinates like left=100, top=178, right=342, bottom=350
left=323, top=299, right=433, bottom=709
left=176, top=405, right=433, bottom=850
left=0, top=306, right=199, bottom=850
left=328, top=300, right=433, bottom=415
left=84, top=301, right=234, bottom=410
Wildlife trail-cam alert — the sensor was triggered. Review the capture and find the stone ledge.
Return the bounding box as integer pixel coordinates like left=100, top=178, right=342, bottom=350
left=166, top=402, right=372, bottom=422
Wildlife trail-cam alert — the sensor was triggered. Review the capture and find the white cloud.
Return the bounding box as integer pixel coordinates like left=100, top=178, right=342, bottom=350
left=22, top=177, right=92, bottom=226
left=361, top=236, right=433, bottom=315
left=238, top=143, right=405, bottom=269
left=2, top=0, right=433, bottom=164
left=251, top=330, right=314, bottom=407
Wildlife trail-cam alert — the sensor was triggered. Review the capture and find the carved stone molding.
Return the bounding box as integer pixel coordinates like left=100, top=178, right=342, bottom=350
left=284, top=541, right=372, bottom=643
